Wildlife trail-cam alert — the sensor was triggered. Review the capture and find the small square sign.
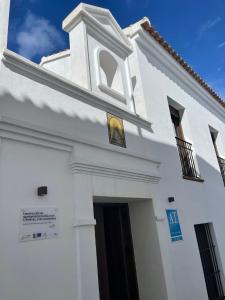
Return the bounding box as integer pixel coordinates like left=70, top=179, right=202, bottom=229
left=166, top=209, right=183, bottom=242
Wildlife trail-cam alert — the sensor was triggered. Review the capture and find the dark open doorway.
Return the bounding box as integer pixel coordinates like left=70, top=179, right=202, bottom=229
left=195, top=223, right=225, bottom=300
left=94, top=203, right=140, bottom=300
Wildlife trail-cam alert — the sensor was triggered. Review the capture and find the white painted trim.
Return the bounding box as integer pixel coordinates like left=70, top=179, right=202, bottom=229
left=2, top=49, right=152, bottom=130
left=0, top=116, right=160, bottom=165
left=73, top=218, right=96, bottom=228
left=124, top=17, right=151, bottom=38
left=70, top=161, right=161, bottom=183
left=98, top=83, right=126, bottom=103
left=63, top=3, right=132, bottom=57
left=155, top=215, right=166, bottom=222
left=0, top=0, right=10, bottom=52
left=40, top=50, right=70, bottom=66
left=95, top=47, right=126, bottom=103
left=86, top=23, right=129, bottom=59
left=81, top=20, right=92, bottom=90
left=82, top=3, right=131, bottom=46
left=134, top=30, right=225, bottom=121
left=0, top=117, right=74, bottom=152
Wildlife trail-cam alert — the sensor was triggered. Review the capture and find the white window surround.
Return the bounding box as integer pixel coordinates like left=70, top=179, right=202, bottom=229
left=209, top=125, right=225, bottom=160
left=209, top=125, right=219, bottom=141
left=95, top=48, right=126, bottom=103
left=168, top=98, right=202, bottom=179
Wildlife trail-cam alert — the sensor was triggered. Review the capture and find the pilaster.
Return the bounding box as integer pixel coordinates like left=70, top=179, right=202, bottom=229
left=72, top=172, right=99, bottom=300
left=0, top=0, right=10, bottom=53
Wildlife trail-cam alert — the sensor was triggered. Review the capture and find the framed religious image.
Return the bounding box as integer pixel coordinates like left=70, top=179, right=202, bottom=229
left=107, top=113, right=126, bottom=148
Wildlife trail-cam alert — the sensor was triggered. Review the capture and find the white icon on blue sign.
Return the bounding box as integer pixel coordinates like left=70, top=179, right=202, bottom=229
left=166, top=209, right=183, bottom=242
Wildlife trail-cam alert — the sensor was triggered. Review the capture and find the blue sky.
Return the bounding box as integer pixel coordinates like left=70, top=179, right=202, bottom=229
left=8, top=0, right=225, bottom=99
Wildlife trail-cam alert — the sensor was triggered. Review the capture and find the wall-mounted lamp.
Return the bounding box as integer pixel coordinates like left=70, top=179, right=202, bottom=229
left=37, top=186, right=48, bottom=196
left=168, top=197, right=175, bottom=203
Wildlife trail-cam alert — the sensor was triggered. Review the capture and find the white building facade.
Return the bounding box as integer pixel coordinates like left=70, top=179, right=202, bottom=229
left=1, top=2, right=225, bottom=300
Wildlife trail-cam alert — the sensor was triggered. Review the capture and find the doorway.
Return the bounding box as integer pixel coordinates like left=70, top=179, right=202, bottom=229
left=94, top=203, right=140, bottom=300
left=195, top=223, right=225, bottom=300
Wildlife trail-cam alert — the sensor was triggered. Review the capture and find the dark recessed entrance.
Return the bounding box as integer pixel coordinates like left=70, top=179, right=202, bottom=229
left=195, top=223, right=225, bottom=300
left=94, top=203, right=140, bottom=300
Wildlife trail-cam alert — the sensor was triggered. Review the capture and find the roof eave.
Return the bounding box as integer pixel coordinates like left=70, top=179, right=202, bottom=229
left=140, top=20, right=225, bottom=108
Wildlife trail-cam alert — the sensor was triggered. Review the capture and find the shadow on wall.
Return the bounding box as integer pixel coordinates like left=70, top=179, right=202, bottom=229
left=2, top=59, right=153, bottom=133
left=0, top=66, right=225, bottom=216
left=1, top=57, right=225, bottom=196
left=1, top=58, right=225, bottom=299
left=136, top=38, right=225, bottom=124
left=1, top=59, right=225, bottom=208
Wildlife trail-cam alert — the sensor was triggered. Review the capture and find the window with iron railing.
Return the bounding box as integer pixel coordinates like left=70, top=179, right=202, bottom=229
left=210, top=130, right=225, bottom=186
left=176, top=137, right=199, bottom=179
left=170, top=106, right=203, bottom=182
left=217, top=156, right=225, bottom=186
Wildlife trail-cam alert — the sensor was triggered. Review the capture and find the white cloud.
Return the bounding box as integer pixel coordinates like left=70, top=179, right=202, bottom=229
left=197, top=17, right=222, bottom=40
left=218, top=41, right=225, bottom=49
left=16, top=11, right=65, bottom=60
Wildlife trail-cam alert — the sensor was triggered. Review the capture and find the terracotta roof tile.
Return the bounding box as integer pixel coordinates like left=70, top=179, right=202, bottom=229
left=141, top=21, right=225, bottom=108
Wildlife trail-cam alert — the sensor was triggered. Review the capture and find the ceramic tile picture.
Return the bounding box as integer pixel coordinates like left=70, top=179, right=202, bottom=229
left=107, top=113, right=126, bottom=148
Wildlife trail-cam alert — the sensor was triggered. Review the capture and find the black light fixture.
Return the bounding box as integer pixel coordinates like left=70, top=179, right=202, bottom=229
left=37, top=186, right=48, bottom=196
left=168, top=197, right=175, bottom=203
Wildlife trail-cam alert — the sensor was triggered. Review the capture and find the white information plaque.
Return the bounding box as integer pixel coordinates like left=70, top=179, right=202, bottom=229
left=19, top=207, right=59, bottom=242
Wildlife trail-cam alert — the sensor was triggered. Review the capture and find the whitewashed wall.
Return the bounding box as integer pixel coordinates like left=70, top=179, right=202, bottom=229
left=0, top=51, right=166, bottom=300
left=1, top=3, right=225, bottom=300
left=128, top=29, right=225, bottom=300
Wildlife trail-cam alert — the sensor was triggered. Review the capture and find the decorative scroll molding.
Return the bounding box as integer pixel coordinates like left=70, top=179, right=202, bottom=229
left=71, top=161, right=160, bottom=183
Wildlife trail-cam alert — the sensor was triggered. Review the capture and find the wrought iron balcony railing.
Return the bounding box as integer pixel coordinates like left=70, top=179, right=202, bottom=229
left=175, top=137, right=201, bottom=180
left=217, top=156, right=225, bottom=186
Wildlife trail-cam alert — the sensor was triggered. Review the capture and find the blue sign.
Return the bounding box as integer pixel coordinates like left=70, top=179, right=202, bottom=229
left=166, top=209, right=183, bottom=242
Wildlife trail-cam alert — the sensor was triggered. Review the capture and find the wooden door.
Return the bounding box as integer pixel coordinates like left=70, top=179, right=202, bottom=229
left=195, top=224, right=225, bottom=300
left=94, top=203, right=140, bottom=300
left=169, top=106, right=184, bottom=140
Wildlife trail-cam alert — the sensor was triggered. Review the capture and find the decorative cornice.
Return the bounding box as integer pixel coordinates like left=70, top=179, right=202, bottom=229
left=0, top=117, right=161, bottom=183
left=2, top=49, right=152, bottom=130
left=0, top=116, right=74, bottom=151
left=63, top=4, right=132, bottom=57
left=85, top=17, right=130, bottom=58
left=71, top=161, right=160, bottom=183
left=0, top=116, right=160, bottom=167
left=82, top=3, right=131, bottom=46
left=40, top=49, right=70, bottom=66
